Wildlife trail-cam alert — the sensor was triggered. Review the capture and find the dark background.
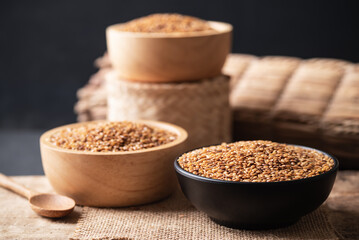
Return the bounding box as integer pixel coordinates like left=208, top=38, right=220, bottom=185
left=0, top=0, right=358, bottom=175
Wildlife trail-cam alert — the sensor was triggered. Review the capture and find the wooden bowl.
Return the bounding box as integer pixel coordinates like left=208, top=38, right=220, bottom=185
left=40, top=120, right=188, bottom=207
left=106, top=21, right=232, bottom=82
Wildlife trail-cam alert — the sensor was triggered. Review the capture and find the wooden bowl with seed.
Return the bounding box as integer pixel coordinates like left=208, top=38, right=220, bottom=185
left=106, top=21, right=232, bottom=82
left=175, top=144, right=338, bottom=230
left=40, top=120, right=187, bottom=207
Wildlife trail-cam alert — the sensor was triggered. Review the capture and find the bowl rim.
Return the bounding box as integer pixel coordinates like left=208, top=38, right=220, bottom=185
left=40, top=120, right=188, bottom=155
left=106, top=21, right=233, bottom=39
left=174, top=144, right=339, bottom=185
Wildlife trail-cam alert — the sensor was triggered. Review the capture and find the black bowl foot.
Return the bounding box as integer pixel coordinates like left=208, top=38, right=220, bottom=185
left=210, top=217, right=301, bottom=230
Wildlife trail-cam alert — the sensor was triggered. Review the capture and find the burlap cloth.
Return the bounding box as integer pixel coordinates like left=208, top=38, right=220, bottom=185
left=70, top=189, right=338, bottom=240
left=106, top=72, right=231, bottom=151
left=2, top=173, right=359, bottom=239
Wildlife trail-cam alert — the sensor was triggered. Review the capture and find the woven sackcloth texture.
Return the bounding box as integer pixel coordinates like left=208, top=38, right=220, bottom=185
left=70, top=189, right=338, bottom=240
left=106, top=71, right=231, bottom=151
left=3, top=174, right=359, bottom=239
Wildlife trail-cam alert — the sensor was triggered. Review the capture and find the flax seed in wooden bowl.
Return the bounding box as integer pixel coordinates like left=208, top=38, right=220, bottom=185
left=175, top=140, right=338, bottom=229
left=40, top=120, right=187, bottom=207
left=106, top=14, right=232, bottom=82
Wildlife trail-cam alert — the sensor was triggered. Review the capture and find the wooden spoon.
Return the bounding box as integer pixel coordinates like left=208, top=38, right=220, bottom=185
left=0, top=173, right=75, bottom=218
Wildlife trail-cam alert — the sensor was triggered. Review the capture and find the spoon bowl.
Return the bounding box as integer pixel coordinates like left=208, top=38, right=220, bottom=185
left=29, top=193, right=76, bottom=218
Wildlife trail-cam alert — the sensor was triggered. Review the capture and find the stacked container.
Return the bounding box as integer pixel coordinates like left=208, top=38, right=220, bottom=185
left=105, top=17, right=233, bottom=150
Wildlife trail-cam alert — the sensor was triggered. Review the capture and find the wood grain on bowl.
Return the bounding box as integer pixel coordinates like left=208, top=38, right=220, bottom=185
left=106, top=21, right=232, bottom=82
left=40, top=120, right=187, bottom=207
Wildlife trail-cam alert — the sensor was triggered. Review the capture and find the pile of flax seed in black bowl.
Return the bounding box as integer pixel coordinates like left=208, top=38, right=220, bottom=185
left=175, top=140, right=338, bottom=229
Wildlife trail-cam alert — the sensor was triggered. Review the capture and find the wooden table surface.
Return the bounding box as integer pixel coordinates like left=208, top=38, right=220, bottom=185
left=0, top=171, right=358, bottom=239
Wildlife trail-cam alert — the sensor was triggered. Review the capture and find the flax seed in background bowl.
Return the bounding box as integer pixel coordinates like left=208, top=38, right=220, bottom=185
left=106, top=13, right=232, bottom=82
left=40, top=120, right=187, bottom=207
left=175, top=140, right=338, bottom=229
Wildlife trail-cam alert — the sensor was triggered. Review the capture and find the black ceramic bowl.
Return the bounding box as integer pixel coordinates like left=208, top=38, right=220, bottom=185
left=174, top=145, right=338, bottom=230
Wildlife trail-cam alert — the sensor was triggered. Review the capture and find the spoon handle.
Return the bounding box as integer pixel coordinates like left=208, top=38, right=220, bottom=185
left=0, top=173, right=32, bottom=199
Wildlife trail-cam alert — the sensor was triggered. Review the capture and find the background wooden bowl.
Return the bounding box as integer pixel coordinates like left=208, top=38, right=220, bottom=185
left=106, top=21, right=232, bottom=82
left=40, top=120, right=188, bottom=207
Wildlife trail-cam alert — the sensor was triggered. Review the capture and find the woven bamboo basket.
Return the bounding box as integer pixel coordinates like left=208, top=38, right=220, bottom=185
left=106, top=71, right=231, bottom=151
